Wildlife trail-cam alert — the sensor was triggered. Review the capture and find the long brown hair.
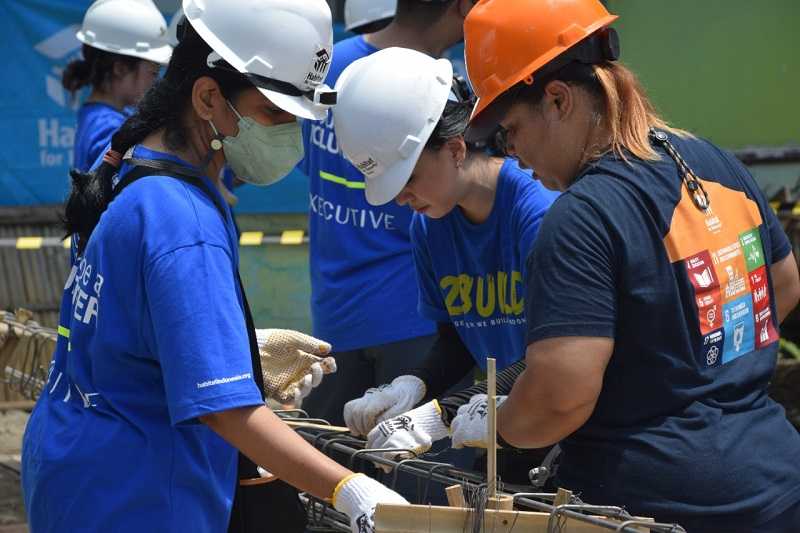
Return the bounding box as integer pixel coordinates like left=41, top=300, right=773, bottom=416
left=592, top=62, right=690, bottom=162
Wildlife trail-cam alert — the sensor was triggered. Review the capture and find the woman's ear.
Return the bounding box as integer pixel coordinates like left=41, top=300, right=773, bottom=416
left=446, top=136, right=467, bottom=168
left=112, top=60, right=133, bottom=80
left=542, top=80, right=573, bottom=123
left=191, top=76, right=224, bottom=121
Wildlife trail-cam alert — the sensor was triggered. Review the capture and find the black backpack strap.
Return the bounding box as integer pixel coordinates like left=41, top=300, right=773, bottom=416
left=113, top=164, right=227, bottom=220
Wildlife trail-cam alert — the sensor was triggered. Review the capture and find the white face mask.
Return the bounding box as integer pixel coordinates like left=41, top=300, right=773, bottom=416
left=212, top=102, right=304, bottom=187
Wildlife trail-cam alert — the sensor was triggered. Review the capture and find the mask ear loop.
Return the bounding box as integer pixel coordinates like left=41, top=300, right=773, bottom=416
left=202, top=102, right=242, bottom=170
left=226, top=100, right=244, bottom=121
left=199, top=120, right=225, bottom=173
left=208, top=120, right=224, bottom=151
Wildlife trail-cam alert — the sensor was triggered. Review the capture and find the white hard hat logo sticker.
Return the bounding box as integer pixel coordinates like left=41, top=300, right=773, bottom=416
left=356, top=157, right=378, bottom=177
left=306, top=47, right=331, bottom=85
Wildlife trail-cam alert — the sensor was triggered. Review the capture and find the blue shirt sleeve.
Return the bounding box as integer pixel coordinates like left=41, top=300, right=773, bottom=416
left=410, top=216, right=451, bottom=323
left=765, top=204, right=792, bottom=263
left=144, top=243, right=263, bottom=425
left=525, top=193, right=617, bottom=343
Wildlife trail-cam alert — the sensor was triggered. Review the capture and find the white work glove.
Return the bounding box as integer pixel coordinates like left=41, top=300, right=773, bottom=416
left=343, top=375, right=426, bottom=437
left=333, top=473, right=408, bottom=533
left=255, top=328, right=336, bottom=405
left=450, top=394, right=508, bottom=449
left=365, top=400, right=450, bottom=472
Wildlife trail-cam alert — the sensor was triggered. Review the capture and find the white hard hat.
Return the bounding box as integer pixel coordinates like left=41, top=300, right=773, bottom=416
left=183, top=0, right=336, bottom=121
left=166, top=7, right=185, bottom=48
left=345, top=0, right=396, bottom=33
left=76, top=0, right=173, bottom=65
left=333, top=48, right=453, bottom=206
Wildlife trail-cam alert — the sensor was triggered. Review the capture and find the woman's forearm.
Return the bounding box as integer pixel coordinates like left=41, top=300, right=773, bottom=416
left=201, top=405, right=351, bottom=500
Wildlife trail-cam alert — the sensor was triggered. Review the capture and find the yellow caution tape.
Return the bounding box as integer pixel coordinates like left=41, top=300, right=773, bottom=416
left=280, top=230, right=305, bottom=245
left=239, top=231, right=264, bottom=246
left=3, top=230, right=308, bottom=248
left=16, top=237, right=43, bottom=250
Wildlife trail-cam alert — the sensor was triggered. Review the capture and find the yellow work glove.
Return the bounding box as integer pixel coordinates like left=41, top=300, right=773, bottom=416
left=255, top=329, right=336, bottom=404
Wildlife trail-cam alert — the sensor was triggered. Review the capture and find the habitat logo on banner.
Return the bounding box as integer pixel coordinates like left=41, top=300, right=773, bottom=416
left=34, top=24, right=83, bottom=169
left=0, top=1, right=93, bottom=205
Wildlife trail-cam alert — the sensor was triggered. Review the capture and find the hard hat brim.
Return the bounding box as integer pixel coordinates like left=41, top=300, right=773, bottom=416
left=259, top=89, right=328, bottom=121
left=364, top=143, right=426, bottom=206
left=465, top=89, right=518, bottom=143
left=76, top=32, right=173, bottom=65
left=346, top=16, right=394, bottom=34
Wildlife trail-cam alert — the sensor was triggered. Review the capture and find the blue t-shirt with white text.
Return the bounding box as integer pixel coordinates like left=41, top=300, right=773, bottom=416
left=22, top=146, right=263, bottom=533
left=299, top=35, right=436, bottom=350
left=412, top=158, right=557, bottom=371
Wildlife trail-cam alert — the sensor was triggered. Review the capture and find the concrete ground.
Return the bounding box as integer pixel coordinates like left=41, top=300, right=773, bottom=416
left=0, top=410, right=28, bottom=532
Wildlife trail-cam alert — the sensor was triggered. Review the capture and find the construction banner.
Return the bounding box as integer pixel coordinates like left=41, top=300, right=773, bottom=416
left=0, top=0, right=312, bottom=213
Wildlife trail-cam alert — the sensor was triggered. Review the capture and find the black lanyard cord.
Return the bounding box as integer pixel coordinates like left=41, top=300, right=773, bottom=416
left=649, top=129, right=711, bottom=212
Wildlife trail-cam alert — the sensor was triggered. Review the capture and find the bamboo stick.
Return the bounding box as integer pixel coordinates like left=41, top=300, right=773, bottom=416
left=487, top=357, right=497, bottom=499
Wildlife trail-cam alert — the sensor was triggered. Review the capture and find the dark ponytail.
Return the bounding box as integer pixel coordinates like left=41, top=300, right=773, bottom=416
left=63, top=24, right=253, bottom=252
left=62, top=44, right=140, bottom=96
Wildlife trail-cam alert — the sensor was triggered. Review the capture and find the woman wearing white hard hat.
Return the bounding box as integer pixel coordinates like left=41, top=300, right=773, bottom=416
left=333, top=47, right=559, bottom=482
left=64, top=0, right=173, bottom=172
left=21, top=2, right=406, bottom=533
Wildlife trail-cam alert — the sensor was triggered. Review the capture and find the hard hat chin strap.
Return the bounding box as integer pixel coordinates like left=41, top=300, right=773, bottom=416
left=206, top=53, right=337, bottom=106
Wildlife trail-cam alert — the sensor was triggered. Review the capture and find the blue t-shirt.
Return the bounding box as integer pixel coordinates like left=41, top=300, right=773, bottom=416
left=525, top=132, right=800, bottom=528
left=412, top=158, right=558, bottom=371
left=73, top=102, right=128, bottom=172
left=22, top=146, right=264, bottom=533
left=299, top=35, right=436, bottom=351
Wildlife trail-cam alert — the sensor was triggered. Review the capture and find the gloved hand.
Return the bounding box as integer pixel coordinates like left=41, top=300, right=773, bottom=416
left=343, top=375, right=426, bottom=436
left=255, top=328, right=336, bottom=404
left=333, top=473, right=408, bottom=533
left=450, top=394, right=508, bottom=449
left=365, top=400, right=449, bottom=472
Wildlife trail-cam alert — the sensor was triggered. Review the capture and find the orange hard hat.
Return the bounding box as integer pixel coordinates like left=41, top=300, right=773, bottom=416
left=464, top=0, right=619, bottom=141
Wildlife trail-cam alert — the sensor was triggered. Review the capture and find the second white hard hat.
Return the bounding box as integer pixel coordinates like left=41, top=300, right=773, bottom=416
left=166, top=7, right=185, bottom=48
left=183, top=0, right=336, bottom=121
left=333, top=48, right=453, bottom=206
left=76, top=0, right=173, bottom=65
left=345, top=0, right=396, bottom=33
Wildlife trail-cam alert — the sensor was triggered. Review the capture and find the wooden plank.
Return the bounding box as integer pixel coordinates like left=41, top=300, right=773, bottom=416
left=374, top=503, right=613, bottom=533
left=487, top=495, right=513, bottom=511
left=554, top=487, right=573, bottom=507
left=0, top=401, right=36, bottom=411
left=444, top=485, right=465, bottom=508
left=0, top=524, right=29, bottom=533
